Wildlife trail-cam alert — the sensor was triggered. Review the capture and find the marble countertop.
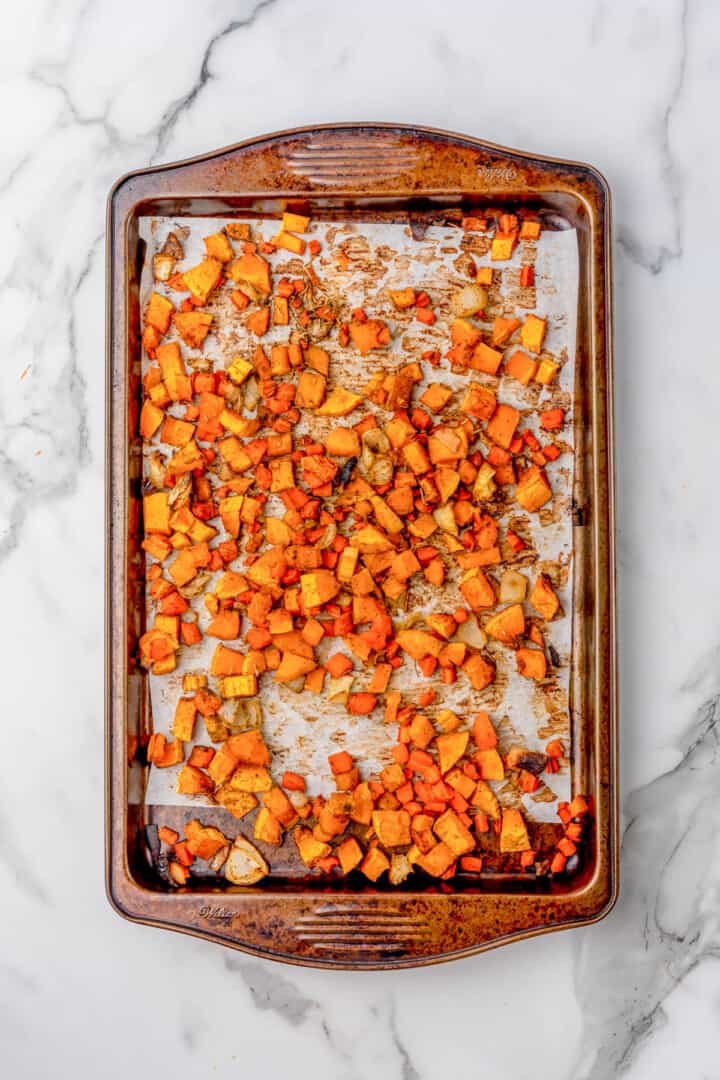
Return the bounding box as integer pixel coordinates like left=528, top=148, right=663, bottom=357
left=3, top=1, right=719, bottom=1077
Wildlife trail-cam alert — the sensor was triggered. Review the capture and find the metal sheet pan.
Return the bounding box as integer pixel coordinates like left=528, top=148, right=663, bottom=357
left=106, top=123, right=617, bottom=968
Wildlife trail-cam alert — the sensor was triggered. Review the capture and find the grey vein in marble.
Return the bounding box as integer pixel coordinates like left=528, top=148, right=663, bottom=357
left=388, top=1000, right=421, bottom=1080
left=150, top=0, right=281, bottom=162
left=224, top=956, right=316, bottom=1026
left=617, top=0, right=689, bottom=274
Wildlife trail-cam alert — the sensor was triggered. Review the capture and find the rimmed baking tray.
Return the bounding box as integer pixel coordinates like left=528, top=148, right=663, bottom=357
left=106, top=123, right=616, bottom=968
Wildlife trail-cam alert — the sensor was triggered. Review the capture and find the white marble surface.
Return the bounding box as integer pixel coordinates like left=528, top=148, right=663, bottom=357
left=2, top=1, right=719, bottom=1076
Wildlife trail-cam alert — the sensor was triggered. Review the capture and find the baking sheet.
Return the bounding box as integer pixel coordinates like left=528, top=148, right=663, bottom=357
left=139, top=214, right=578, bottom=823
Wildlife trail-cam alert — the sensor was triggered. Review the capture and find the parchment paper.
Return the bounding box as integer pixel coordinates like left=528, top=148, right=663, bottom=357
left=139, top=214, right=578, bottom=822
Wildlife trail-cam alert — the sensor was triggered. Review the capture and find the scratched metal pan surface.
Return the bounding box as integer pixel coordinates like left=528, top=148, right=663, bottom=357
left=105, top=123, right=617, bottom=969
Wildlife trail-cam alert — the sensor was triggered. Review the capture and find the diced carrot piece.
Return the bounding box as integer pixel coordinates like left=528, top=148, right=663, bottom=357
left=282, top=771, right=306, bottom=792
left=328, top=751, right=354, bottom=775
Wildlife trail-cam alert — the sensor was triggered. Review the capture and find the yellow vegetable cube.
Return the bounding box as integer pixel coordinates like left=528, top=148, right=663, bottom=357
left=219, top=674, right=258, bottom=698
left=269, top=459, right=295, bottom=493
left=300, top=570, right=340, bottom=609
left=281, top=211, right=310, bottom=233
left=226, top=355, right=254, bottom=385
left=182, top=257, right=223, bottom=303
left=490, top=233, right=517, bottom=261
left=203, top=231, right=234, bottom=262
left=520, top=314, right=547, bottom=354
left=143, top=492, right=170, bottom=535
left=172, top=697, right=197, bottom=742
left=272, top=231, right=306, bottom=255
left=315, top=388, right=362, bottom=417
left=535, top=358, right=560, bottom=385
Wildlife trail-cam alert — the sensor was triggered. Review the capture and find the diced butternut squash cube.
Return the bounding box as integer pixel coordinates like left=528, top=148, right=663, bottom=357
left=500, top=808, right=531, bottom=852
left=203, top=231, right=234, bottom=262
left=484, top=603, right=525, bottom=644
left=210, top=644, right=246, bottom=677
left=490, top=232, right=517, bottom=261
left=315, top=388, right=363, bottom=417
left=451, top=318, right=481, bottom=347
left=227, top=253, right=271, bottom=294
left=402, top=440, right=431, bottom=475
left=416, top=842, right=455, bottom=877
left=172, top=697, right=196, bottom=742
left=472, top=711, right=497, bottom=750
left=275, top=652, right=316, bottom=682
left=475, top=748, right=505, bottom=780
left=427, top=425, right=468, bottom=465
left=530, top=574, right=560, bottom=621
left=294, top=826, right=331, bottom=868
left=360, top=846, right=390, bottom=882
left=174, top=310, right=213, bottom=349
left=535, top=358, right=560, bottom=385
left=519, top=220, right=541, bottom=240
left=434, top=809, right=475, bottom=856
left=516, top=465, right=552, bottom=512
left=337, top=545, right=359, bottom=582
left=281, top=211, right=310, bottom=233
left=227, top=730, right=270, bottom=766
left=420, top=383, right=453, bottom=412
left=176, top=765, right=213, bottom=795
left=505, top=349, right=538, bottom=385
left=472, top=780, right=500, bottom=819
left=385, top=415, right=416, bottom=449
left=372, top=810, right=411, bottom=848
left=145, top=292, right=175, bottom=335
left=409, top=714, right=435, bottom=749
left=349, top=525, right=394, bottom=553
left=436, top=731, right=469, bottom=775
left=460, top=568, right=496, bottom=610
left=461, top=382, right=496, bottom=420
left=325, top=427, right=360, bottom=457
left=487, top=403, right=520, bottom=449
left=227, top=765, right=272, bottom=793
left=396, top=629, right=443, bottom=660
left=218, top=436, right=253, bottom=473
left=516, top=647, right=547, bottom=681
left=387, top=287, right=416, bottom=310
left=269, top=459, right=295, bottom=492
left=301, top=570, right=340, bottom=608
left=520, top=314, right=547, bottom=354
left=471, top=341, right=503, bottom=375
left=297, top=370, right=326, bottom=409
left=185, top=820, right=228, bottom=860
left=214, top=787, right=258, bottom=819
left=226, top=355, right=254, bottom=385
left=160, top=416, right=195, bottom=447
left=139, top=400, right=164, bottom=439
left=336, top=836, right=364, bottom=875
left=254, top=808, right=283, bottom=845
left=219, top=674, right=258, bottom=698
left=144, top=492, right=171, bottom=535
left=183, top=257, right=223, bottom=303
left=462, top=652, right=495, bottom=691
left=272, top=231, right=306, bottom=255
left=492, top=316, right=520, bottom=346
